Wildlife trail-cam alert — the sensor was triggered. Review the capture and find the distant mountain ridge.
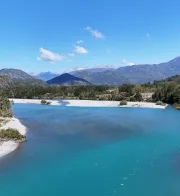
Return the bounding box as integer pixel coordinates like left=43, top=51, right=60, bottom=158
left=34, top=66, right=119, bottom=81
left=0, top=69, right=45, bottom=86
left=67, top=65, right=119, bottom=74
left=33, top=72, right=59, bottom=81
left=71, top=57, right=180, bottom=85
left=47, top=73, right=91, bottom=86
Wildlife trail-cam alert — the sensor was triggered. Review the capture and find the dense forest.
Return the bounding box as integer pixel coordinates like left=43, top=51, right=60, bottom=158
left=3, top=84, right=154, bottom=101
left=0, top=75, right=180, bottom=109
left=152, top=75, right=180, bottom=109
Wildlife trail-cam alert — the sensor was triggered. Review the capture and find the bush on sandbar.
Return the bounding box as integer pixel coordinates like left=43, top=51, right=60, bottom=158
left=0, top=128, right=26, bottom=141
left=120, top=100, right=128, bottom=106
left=156, top=101, right=164, bottom=106
left=41, top=100, right=51, bottom=105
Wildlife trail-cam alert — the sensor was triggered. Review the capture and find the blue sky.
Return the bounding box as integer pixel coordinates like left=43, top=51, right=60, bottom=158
left=0, top=0, right=180, bottom=73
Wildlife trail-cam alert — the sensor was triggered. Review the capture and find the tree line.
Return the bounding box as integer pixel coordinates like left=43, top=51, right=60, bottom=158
left=2, top=84, right=152, bottom=101
left=0, top=77, right=180, bottom=108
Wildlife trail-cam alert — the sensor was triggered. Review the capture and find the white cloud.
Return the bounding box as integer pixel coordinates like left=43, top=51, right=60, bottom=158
left=37, top=48, right=64, bottom=63
left=69, top=46, right=88, bottom=57
left=74, top=46, right=88, bottom=54
left=85, top=26, right=104, bottom=39
left=77, top=40, right=84, bottom=44
left=121, top=59, right=135, bottom=66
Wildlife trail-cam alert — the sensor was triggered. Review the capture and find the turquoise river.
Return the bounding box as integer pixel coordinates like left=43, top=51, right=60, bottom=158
left=0, top=104, right=180, bottom=196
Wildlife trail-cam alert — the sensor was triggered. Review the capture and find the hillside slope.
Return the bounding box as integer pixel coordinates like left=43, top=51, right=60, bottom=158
left=0, top=76, right=12, bottom=89
left=0, top=69, right=45, bottom=86
left=155, top=75, right=180, bottom=84
left=47, top=73, right=91, bottom=86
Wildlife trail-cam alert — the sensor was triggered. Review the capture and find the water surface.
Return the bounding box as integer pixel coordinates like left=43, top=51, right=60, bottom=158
left=0, top=104, right=180, bottom=196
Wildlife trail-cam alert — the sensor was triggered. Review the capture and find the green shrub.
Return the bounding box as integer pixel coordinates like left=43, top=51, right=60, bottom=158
left=146, top=97, right=153, bottom=102
left=174, top=103, right=180, bottom=110
left=134, top=92, right=143, bottom=102
left=120, top=100, right=128, bottom=106
left=41, top=100, right=51, bottom=105
left=0, top=128, right=26, bottom=141
left=156, top=101, right=164, bottom=105
left=0, top=96, right=13, bottom=117
left=41, top=100, right=47, bottom=104
left=130, top=97, right=136, bottom=102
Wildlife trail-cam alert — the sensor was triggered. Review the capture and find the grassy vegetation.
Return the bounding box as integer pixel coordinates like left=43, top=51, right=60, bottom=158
left=0, top=128, right=26, bottom=141
left=0, top=118, right=9, bottom=127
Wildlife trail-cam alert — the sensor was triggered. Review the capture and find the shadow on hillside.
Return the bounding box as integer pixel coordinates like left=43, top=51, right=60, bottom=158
left=58, top=99, right=70, bottom=106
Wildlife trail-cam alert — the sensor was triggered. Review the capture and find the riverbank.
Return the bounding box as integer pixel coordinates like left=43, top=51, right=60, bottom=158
left=0, top=118, right=27, bottom=159
left=10, top=99, right=167, bottom=109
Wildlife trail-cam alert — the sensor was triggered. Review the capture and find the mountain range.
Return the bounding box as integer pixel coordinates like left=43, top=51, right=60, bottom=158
left=34, top=66, right=119, bottom=81
left=1, top=56, right=180, bottom=86
left=71, top=57, right=180, bottom=85
left=33, top=56, right=180, bottom=85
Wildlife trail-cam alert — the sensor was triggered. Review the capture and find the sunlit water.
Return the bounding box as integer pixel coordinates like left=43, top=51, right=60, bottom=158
left=0, top=104, right=180, bottom=196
